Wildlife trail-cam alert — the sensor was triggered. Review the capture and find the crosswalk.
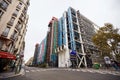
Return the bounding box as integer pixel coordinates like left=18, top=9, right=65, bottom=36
left=25, top=68, right=120, bottom=76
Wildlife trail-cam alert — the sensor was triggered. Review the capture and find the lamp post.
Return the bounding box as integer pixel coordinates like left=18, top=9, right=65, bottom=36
left=15, top=54, right=20, bottom=74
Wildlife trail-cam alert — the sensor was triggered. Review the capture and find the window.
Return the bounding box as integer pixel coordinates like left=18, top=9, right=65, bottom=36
left=22, top=7, right=27, bottom=14
left=13, top=9, right=19, bottom=17
left=71, top=9, right=76, bottom=16
left=0, top=40, right=4, bottom=49
left=26, top=1, right=30, bottom=6
left=0, top=9, right=3, bottom=18
left=11, top=30, right=17, bottom=40
left=19, top=14, right=24, bottom=21
left=6, top=0, right=12, bottom=3
left=72, top=16, right=77, bottom=23
left=16, top=2, right=22, bottom=9
left=2, top=27, right=10, bottom=37
left=8, top=17, right=15, bottom=26
left=15, top=21, right=22, bottom=32
left=73, top=23, right=78, bottom=31
left=0, top=0, right=9, bottom=10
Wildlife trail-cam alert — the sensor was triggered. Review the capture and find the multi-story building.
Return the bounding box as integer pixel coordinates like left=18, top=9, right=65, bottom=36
left=33, top=7, right=99, bottom=68
left=0, top=0, right=30, bottom=71
left=32, top=43, right=39, bottom=65
left=46, top=17, right=58, bottom=67
left=56, top=7, right=99, bottom=68
left=25, top=57, right=33, bottom=66
left=32, top=38, right=47, bottom=65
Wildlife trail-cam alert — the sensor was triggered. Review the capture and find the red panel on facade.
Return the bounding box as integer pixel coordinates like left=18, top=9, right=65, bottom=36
left=0, top=51, right=16, bottom=60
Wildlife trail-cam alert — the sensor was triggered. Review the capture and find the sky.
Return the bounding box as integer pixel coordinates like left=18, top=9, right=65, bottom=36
left=24, top=0, right=120, bottom=62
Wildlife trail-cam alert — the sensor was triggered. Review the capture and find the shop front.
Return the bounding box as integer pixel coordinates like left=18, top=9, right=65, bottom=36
left=0, top=51, right=16, bottom=72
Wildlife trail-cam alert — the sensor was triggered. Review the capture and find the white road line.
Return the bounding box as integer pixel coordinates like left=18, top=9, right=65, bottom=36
left=26, top=70, right=29, bottom=72
left=72, top=69, right=76, bottom=71
left=36, top=70, right=40, bottom=71
left=76, top=69, right=80, bottom=71
left=68, top=69, right=72, bottom=71
left=31, top=70, right=36, bottom=72
left=81, top=69, right=87, bottom=72
left=87, top=70, right=95, bottom=73
left=41, top=69, right=47, bottom=71
left=112, top=73, right=119, bottom=76
left=99, top=71, right=107, bottom=74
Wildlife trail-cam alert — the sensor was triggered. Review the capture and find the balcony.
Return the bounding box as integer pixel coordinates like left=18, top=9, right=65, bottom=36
left=15, top=23, right=22, bottom=32
left=7, top=17, right=15, bottom=26
left=6, top=0, right=12, bottom=3
left=0, top=10, right=3, bottom=18
left=72, top=16, right=77, bottom=23
left=12, top=10, right=19, bottom=17
left=0, top=1, right=8, bottom=11
left=1, top=32, right=8, bottom=37
left=12, top=13, right=17, bottom=17
left=7, top=21, right=14, bottom=26
left=16, top=2, right=22, bottom=9
left=10, top=35, right=16, bottom=40
left=0, top=33, right=12, bottom=46
left=73, top=23, right=78, bottom=31
left=19, top=14, right=25, bottom=22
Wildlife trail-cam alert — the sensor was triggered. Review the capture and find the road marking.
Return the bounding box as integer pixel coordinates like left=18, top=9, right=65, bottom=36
left=37, top=70, right=40, bottom=71
left=26, top=70, right=29, bottom=72
left=99, top=71, right=107, bottom=74
left=25, top=68, right=120, bottom=76
left=81, top=69, right=87, bottom=72
left=87, top=70, right=95, bottom=73
left=31, top=70, right=36, bottom=72
left=72, top=69, right=76, bottom=71
left=76, top=69, right=80, bottom=71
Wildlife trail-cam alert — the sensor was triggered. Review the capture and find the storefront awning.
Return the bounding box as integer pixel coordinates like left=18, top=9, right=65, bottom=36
left=0, top=51, right=16, bottom=60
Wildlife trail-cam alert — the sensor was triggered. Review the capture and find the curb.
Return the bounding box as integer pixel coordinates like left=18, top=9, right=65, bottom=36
left=0, top=69, right=25, bottom=79
left=0, top=73, right=21, bottom=79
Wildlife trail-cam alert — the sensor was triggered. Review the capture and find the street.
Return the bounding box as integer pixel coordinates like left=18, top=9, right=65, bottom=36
left=2, top=66, right=120, bottom=80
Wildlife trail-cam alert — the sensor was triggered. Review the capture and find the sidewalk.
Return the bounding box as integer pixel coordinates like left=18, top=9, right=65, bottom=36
left=88, top=67, right=120, bottom=76
left=0, top=72, right=20, bottom=79
left=0, top=68, right=24, bottom=79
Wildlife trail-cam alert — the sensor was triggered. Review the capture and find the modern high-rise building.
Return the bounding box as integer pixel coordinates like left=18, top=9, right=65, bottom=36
left=0, top=0, right=30, bottom=71
left=56, top=7, right=99, bottom=68
left=33, top=7, right=99, bottom=68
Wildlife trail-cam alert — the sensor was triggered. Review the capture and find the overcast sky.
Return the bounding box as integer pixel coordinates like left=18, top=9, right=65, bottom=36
left=24, top=0, right=120, bottom=62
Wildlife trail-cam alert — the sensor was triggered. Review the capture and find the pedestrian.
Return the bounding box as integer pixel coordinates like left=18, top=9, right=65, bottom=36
left=111, top=60, right=119, bottom=70
left=11, top=61, right=15, bottom=72
left=104, top=56, right=111, bottom=69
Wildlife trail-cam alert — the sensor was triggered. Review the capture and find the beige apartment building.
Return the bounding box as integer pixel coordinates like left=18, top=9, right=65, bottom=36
left=25, top=57, right=33, bottom=66
left=0, top=0, right=30, bottom=71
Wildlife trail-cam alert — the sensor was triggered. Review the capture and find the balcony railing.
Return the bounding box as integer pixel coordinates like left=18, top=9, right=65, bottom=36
left=10, top=35, right=16, bottom=40
left=1, top=32, right=8, bottom=37
left=7, top=21, right=14, bottom=26
left=6, top=0, right=12, bottom=3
